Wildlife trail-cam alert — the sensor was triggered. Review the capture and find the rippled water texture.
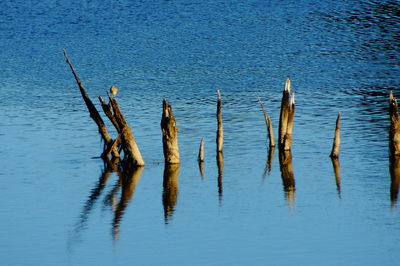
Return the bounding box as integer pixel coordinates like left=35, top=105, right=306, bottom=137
left=1, top=1, right=400, bottom=265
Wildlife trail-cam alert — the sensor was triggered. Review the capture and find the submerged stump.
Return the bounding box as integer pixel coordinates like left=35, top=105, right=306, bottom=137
left=278, top=79, right=295, bottom=151
left=390, top=91, right=400, bottom=156
left=216, top=90, right=224, bottom=153
left=161, top=99, right=180, bottom=164
left=109, top=97, right=145, bottom=166
left=330, top=112, right=341, bottom=158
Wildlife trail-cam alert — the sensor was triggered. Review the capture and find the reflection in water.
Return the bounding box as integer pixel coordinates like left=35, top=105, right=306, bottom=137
left=279, top=150, right=295, bottom=205
left=217, top=152, right=224, bottom=204
left=69, top=158, right=144, bottom=247
left=263, top=147, right=275, bottom=177
left=198, top=161, right=205, bottom=179
left=68, top=157, right=120, bottom=249
left=113, top=166, right=144, bottom=240
left=389, top=156, right=400, bottom=208
left=163, top=164, right=180, bottom=224
left=331, top=158, right=341, bottom=199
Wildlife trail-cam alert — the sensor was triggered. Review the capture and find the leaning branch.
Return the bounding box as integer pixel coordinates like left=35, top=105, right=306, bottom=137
left=63, top=50, right=118, bottom=158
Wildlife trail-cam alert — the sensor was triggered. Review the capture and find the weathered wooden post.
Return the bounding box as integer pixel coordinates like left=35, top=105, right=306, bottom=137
left=330, top=112, right=341, bottom=158
left=278, top=79, right=295, bottom=150
left=63, top=50, right=119, bottom=158
left=258, top=97, right=275, bottom=148
left=161, top=99, right=180, bottom=164
left=163, top=163, right=179, bottom=223
left=216, top=90, right=224, bottom=153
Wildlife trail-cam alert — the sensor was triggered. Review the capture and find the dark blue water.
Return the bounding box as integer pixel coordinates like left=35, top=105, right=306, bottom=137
left=1, top=0, right=400, bottom=265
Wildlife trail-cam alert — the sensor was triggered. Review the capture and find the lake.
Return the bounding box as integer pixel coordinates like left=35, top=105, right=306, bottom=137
left=1, top=0, right=399, bottom=265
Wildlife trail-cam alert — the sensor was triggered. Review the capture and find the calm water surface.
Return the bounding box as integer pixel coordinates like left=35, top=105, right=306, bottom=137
left=1, top=0, right=400, bottom=265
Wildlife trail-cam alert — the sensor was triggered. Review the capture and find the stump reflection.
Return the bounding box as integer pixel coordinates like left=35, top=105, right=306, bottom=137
left=279, top=150, right=295, bottom=205
left=263, top=146, right=275, bottom=177
left=390, top=155, right=400, bottom=207
left=112, top=166, right=144, bottom=240
left=331, top=157, right=341, bottom=199
left=217, top=152, right=224, bottom=204
left=163, top=164, right=180, bottom=223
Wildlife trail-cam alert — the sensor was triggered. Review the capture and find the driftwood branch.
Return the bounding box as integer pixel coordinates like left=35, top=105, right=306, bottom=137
left=161, top=99, right=180, bottom=164
left=258, top=97, right=275, bottom=148
left=63, top=50, right=119, bottom=158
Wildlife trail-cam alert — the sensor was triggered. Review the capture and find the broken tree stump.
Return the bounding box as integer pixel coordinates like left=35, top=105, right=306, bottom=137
left=63, top=50, right=119, bottom=158
left=216, top=90, right=224, bottom=153
left=161, top=99, right=180, bottom=164
left=389, top=91, right=400, bottom=156
left=258, top=97, right=275, bottom=148
left=108, top=96, right=145, bottom=166
left=330, top=112, right=341, bottom=158
left=278, top=78, right=295, bottom=151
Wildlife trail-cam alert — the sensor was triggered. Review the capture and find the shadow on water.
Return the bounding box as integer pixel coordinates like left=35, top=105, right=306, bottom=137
left=279, top=150, right=295, bottom=207
left=217, top=152, right=224, bottom=205
left=331, top=157, right=341, bottom=199
left=112, top=165, right=144, bottom=240
left=263, top=146, right=275, bottom=178
left=162, top=164, right=180, bottom=224
left=389, top=155, right=400, bottom=208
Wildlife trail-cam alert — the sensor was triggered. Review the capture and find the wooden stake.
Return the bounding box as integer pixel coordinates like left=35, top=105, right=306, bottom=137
left=330, top=112, right=341, bottom=158
left=161, top=99, right=180, bottom=164
left=389, top=91, right=400, bottom=156
left=258, top=97, right=275, bottom=147
left=63, top=50, right=119, bottom=158
left=216, top=90, right=224, bottom=153
left=198, top=137, right=204, bottom=162
left=109, top=97, right=145, bottom=166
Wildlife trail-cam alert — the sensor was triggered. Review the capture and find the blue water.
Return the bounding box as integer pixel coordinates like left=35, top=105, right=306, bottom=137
left=1, top=0, right=400, bottom=265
